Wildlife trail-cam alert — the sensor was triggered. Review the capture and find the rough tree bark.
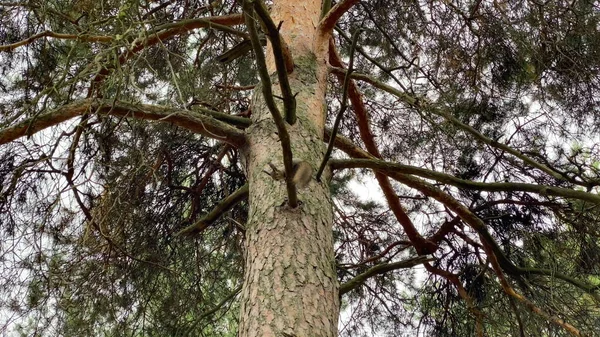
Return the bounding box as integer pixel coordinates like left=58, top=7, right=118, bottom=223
left=237, top=1, right=339, bottom=336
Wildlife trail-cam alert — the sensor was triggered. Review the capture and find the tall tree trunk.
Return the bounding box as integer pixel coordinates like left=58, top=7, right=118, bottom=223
left=238, top=1, right=339, bottom=336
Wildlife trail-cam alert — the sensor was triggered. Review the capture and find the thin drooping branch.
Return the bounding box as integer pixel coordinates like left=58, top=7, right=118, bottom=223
left=339, top=255, right=435, bottom=295
left=318, top=0, right=360, bottom=34
left=253, top=0, right=296, bottom=124
left=176, top=184, right=249, bottom=237
left=329, top=159, right=600, bottom=204
left=0, top=99, right=247, bottom=147
left=329, top=41, right=438, bottom=255
left=243, top=0, right=298, bottom=208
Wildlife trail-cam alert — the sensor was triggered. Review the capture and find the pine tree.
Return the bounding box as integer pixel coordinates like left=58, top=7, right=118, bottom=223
left=1, top=1, right=599, bottom=336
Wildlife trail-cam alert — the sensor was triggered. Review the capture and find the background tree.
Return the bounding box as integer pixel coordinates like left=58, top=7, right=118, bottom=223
left=1, top=0, right=600, bottom=336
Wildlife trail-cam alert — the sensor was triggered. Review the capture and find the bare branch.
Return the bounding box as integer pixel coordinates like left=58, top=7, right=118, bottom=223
left=176, top=184, right=249, bottom=237
left=0, top=99, right=247, bottom=147
left=253, top=0, right=296, bottom=124
left=243, top=0, right=298, bottom=208
left=339, top=255, right=435, bottom=295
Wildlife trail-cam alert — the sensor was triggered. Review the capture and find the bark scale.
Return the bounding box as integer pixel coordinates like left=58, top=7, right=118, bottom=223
left=238, top=1, right=339, bottom=336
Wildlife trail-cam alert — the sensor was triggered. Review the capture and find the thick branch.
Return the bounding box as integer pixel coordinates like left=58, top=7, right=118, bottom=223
left=176, top=184, right=249, bottom=237
left=243, top=1, right=298, bottom=208
left=253, top=0, right=296, bottom=124
left=330, top=159, right=600, bottom=204
left=88, top=14, right=245, bottom=96
left=339, top=255, right=435, bottom=295
left=318, top=0, right=360, bottom=34
left=0, top=99, right=247, bottom=147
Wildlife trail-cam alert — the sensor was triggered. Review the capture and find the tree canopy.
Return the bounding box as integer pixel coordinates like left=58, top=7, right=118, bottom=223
left=1, top=0, right=600, bottom=336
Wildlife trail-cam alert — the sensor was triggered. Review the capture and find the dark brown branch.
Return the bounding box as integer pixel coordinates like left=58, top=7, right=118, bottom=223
left=253, top=0, right=296, bottom=124
left=243, top=0, right=298, bottom=208
left=424, top=263, right=485, bottom=334
left=339, top=255, right=435, bottom=295
left=0, top=99, right=248, bottom=147
left=176, top=183, right=249, bottom=237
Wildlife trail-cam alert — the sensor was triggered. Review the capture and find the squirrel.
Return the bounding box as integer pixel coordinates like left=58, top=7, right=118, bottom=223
left=265, top=159, right=313, bottom=189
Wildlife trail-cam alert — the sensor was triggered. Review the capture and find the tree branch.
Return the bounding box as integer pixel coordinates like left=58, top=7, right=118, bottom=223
left=253, top=0, right=296, bottom=124
left=0, top=30, right=112, bottom=52
left=318, top=0, right=360, bottom=34
left=329, top=158, right=600, bottom=204
left=327, top=132, right=600, bottom=295
left=88, top=14, right=245, bottom=96
left=176, top=184, right=249, bottom=237
left=0, top=99, right=248, bottom=147
left=243, top=0, right=298, bottom=208
left=339, top=255, right=435, bottom=295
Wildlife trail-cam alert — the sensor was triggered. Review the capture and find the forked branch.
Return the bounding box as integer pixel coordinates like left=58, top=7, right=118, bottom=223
left=252, top=0, right=297, bottom=124
left=243, top=0, right=299, bottom=208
